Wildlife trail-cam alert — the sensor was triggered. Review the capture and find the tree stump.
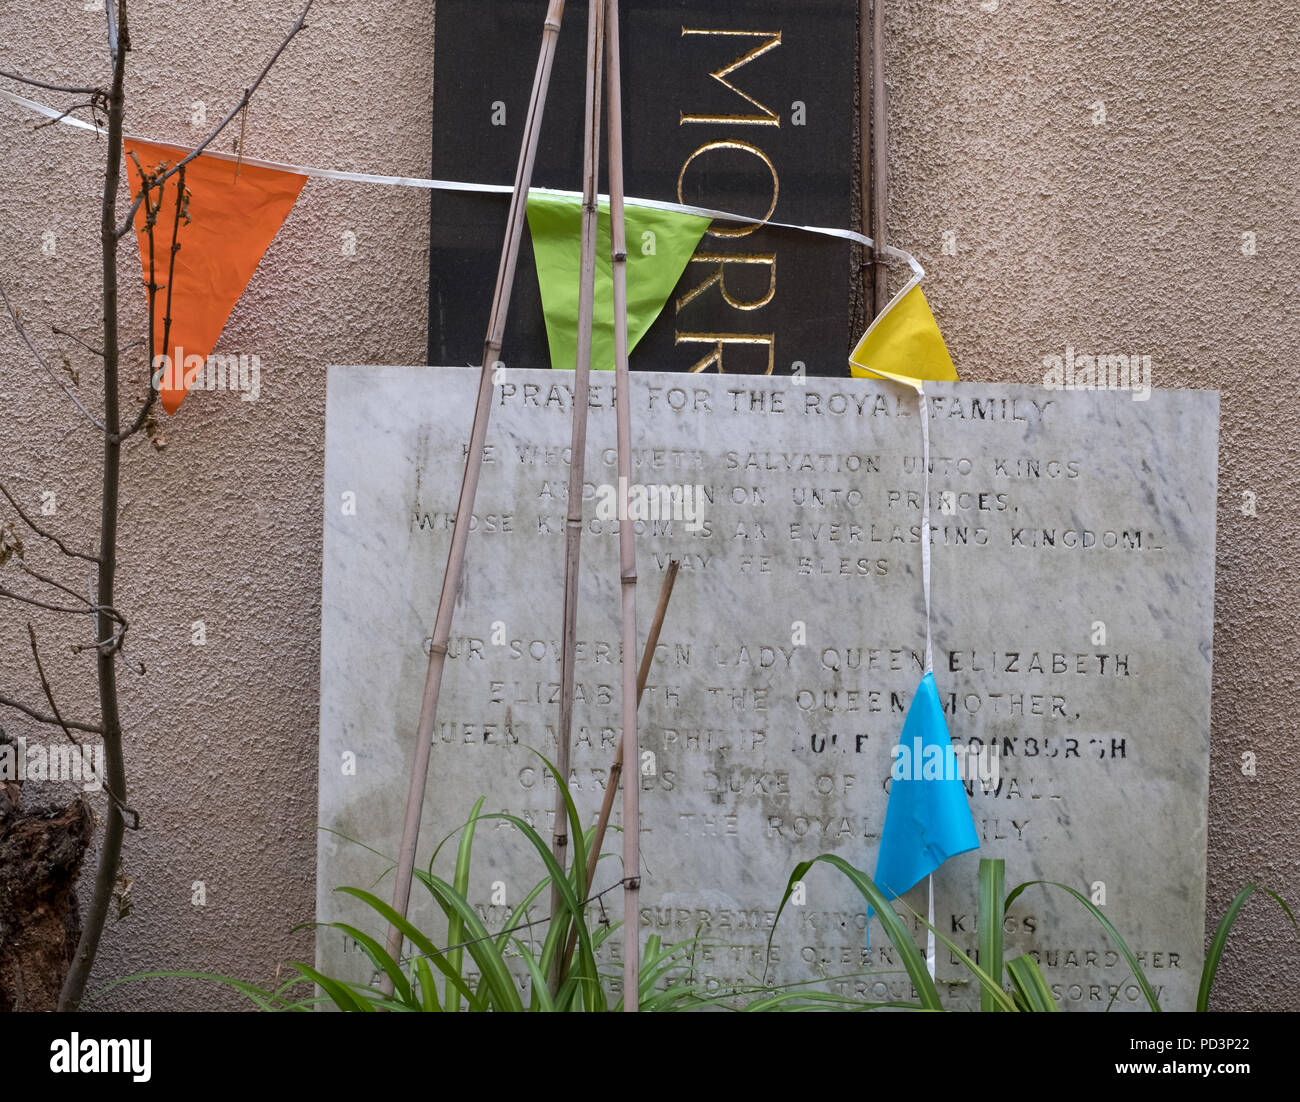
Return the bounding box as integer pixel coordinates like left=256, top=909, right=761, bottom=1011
left=0, top=730, right=94, bottom=1013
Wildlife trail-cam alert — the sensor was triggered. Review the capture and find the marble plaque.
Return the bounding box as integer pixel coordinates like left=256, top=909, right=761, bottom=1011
left=318, top=366, right=1218, bottom=1010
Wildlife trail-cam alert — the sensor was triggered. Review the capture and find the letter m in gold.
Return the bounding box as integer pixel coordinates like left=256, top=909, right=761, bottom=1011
left=680, top=29, right=782, bottom=126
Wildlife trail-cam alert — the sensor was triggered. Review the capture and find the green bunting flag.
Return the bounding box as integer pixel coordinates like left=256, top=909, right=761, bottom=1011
left=526, top=192, right=711, bottom=372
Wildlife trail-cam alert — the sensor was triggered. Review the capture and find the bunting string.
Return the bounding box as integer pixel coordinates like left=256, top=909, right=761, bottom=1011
left=920, top=390, right=934, bottom=677
left=919, top=387, right=937, bottom=982
left=1, top=87, right=925, bottom=276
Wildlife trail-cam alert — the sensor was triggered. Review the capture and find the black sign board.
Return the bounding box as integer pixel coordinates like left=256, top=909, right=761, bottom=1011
left=428, top=0, right=857, bottom=377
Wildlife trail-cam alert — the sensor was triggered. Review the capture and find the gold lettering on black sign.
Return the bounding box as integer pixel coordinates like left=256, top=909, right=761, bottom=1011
left=679, top=29, right=783, bottom=126
left=676, top=333, right=776, bottom=375
left=677, top=253, right=777, bottom=312
left=677, top=30, right=783, bottom=374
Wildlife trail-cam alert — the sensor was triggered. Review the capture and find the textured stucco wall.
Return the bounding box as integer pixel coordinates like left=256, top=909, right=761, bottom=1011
left=0, top=0, right=1295, bottom=1011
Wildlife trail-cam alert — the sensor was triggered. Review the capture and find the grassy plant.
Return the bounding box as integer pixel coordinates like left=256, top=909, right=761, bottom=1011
left=107, top=752, right=713, bottom=1011
left=1005, top=877, right=1298, bottom=1012
left=757, top=856, right=1295, bottom=1012
left=764, top=854, right=943, bottom=1011
left=108, top=787, right=1297, bottom=1012
left=758, top=855, right=1026, bottom=1011
left=1197, top=884, right=1297, bottom=1011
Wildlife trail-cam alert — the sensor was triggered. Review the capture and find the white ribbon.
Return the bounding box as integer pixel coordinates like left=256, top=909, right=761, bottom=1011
left=919, top=386, right=937, bottom=981
left=919, top=389, right=934, bottom=677
left=927, top=873, right=936, bottom=982
left=1, top=87, right=925, bottom=275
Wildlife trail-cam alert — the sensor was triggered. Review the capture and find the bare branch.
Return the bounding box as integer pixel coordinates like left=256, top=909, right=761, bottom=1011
left=0, top=70, right=104, bottom=96
left=18, top=559, right=96, bottom=606
left=67, top=568, right=135, bottom=669
left=0, top=584, right=97, bottom=616
left=7, top=564, right=126, bottom=645
left=52, top=326, right=105, bottom=359
left=0, top=588, right=125, bottom=655
left=60, top=0, right=132, bottom=1010
left=0, top=283, right=104, bottom=431
left=0, top=481, right=101, bottom=563
left=116, top=0, right=315, bottom=238
left=34, top=101, right=98, bottom=131
left=27, top=623, right=139, bottom=830
left=72, top=630, right=117, bottom=654
left=0, top=690, right=102, bottom=735
left=63, top=0, right=309, bottom=1011
left=124, top=163, right=186, bottom=440
left=28, top=622, right=81, bottom=747
left=66, top=566, right=139, bottom=667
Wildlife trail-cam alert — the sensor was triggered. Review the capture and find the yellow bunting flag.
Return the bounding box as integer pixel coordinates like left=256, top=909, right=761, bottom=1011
left=848, top=283, right=958, bottom=392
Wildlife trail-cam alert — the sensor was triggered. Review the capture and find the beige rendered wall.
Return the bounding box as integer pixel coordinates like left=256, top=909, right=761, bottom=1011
left=0, top=1, right=1295, bottom=1011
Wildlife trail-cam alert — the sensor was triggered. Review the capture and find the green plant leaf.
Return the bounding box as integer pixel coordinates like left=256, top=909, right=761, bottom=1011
left=1006, top=954, right=1057, bottom=1012
left=325, top=921, right=414, bottom=1008
left=1005, top=879, right=1161, bottom=1012
left=888, top=894, right=1020, bottom=1012
left=523, top=748, right=590, bottom=996
left=444, top=795, right=486, bottom=1011
left=414, top=869, right=524, bottom=1012
left=413, top=956, right=442, bottom=1012
left=768, top=854, right=944, bottom=1011
left=978, top=857, right=1006, bottom=1012
left=94, top=969, right=306, bottom=1011
left=476, top=807, right=605, bottom=1012
left=289, top=961, right=373, bottom=1012
left=496, top=874, right=551, bottom=952
left=639, top=936, right=698, bottom=993
left=1197, top=884, right=1297, bottom=1012
left=510, top=939, right=556, bottom=1013
left=333, top=885, right=481, bottom=1009
left=637, top=981, right=717, bottom=1012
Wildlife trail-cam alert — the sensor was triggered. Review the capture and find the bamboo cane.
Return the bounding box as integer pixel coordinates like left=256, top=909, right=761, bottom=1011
left=603, top=0, right=641, bottom=1012
left=549, top=0, right=605, bottom=990
left=380, top=0, right=569, bottom=995
left=558, top=558, right=679, bottom=983
left=871, top=0, right=890, bottom=317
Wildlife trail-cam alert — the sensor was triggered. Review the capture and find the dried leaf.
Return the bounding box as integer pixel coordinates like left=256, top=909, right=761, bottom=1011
left=59, top=348, right=80, bottom=388
left=0, top=522, right=24, bottom=568
left=113, top=867, right=134, bottom=923
left=145, top=410, right=167, bottom=451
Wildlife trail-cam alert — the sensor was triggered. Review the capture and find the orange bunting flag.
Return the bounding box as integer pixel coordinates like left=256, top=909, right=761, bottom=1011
left=123, top=139, right=306, bottom=414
